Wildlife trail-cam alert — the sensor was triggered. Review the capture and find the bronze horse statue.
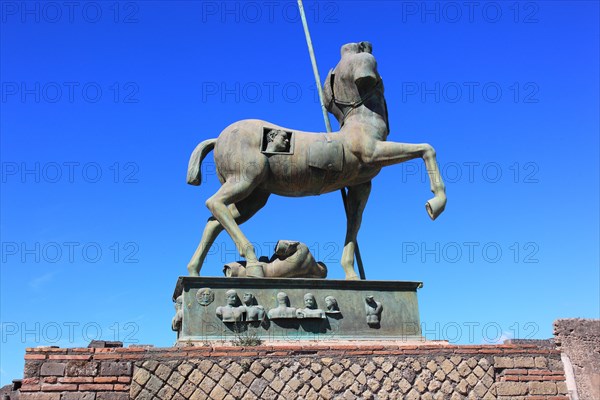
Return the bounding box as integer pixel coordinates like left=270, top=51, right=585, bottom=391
left=187, top=41, right=446, bottom=280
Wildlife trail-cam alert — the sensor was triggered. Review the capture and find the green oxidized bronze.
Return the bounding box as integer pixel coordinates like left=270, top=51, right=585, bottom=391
left=186, top=42, right=446, bottom=281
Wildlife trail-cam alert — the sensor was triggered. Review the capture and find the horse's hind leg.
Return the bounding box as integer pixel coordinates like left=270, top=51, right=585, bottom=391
left=204, top=166, right=268, bottom=264
left=341, top=181, right=371, bottom=280
left=187, top=190, right=270, bottom=276
left=187, top=217, right=223, bottom=276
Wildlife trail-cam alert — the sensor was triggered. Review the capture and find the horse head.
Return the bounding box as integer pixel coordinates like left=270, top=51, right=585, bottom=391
left=323, top=41, right=388, bottom=132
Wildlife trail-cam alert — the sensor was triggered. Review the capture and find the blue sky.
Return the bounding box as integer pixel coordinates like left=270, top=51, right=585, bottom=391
left=1, top=0, right=598, bottom=386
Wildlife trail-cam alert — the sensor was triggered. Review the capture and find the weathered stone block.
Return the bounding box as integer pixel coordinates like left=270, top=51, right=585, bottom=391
left=154, top=364, right=172, bottom=381
left=466, top=372, right=479, bottom=386
left=20, top=394, right=60, bottom=400
left=176, top=362, right=193, bottom=378
left=65, top=361, right=98, bottom=377
left=100, top=362, right=131, bottom=376
left=40, top=362, right=66, bottom=377
left=268, top=376, right=285, bottom=393
left=319, top=385, right=335, bottom=400
left=472, top=381, right=488, bottom=398
left=338, top=371, right=355, bottom=388
left=496, top=382, right=528, bottom=396
left=141, top=360, right=158, bottom=372
left=61, top=392, right=95, bottom=400
left=349, top=363, right=361, bottom=376
left=405, top=388, right=420, bottom=400
left=24, top=362, right=43, bottom=378
left=157, top=384, right=176, bottom=399
left=534, top=356, right=548, bottom=369
left=129, top=381, right=142, bottom=398
left=447, top=369, right=461, bottom=383
left=262, top=368, right=275, bottom=382
left=441, top=360, right=454, bottom=374
left=261, top=386, right=278, bottom=400
left=440, top=380, right=453, bottom=394
left=249, top=361, right=265, bottom=376
left=493, top=356, right=514, bottom=368
left=426, top=360, right=438, bottom=373
left=229, top=381, right=248, bottom=398
left=513, top=356, right=535, bottom=368
left=402, top=367, right=416, bottom=384
left=478, top=357, right=491, bottom=369
left=528, top=381, right=557, bottom=395
left=456, top=379, right=468, bottom=394
left=199, top=376, right=216, bottom=394
left=167, top=370, right=185, bottom=390
left=428, top=379, right=442, bottom=392
left=330, top=363, right=343, bottom=376
left=178, top=381, right=196, bottom=398
left=96, top=394, right=129, bottom=400
left=187, top=369, right=204, bottom=385
left=144, top=375, right=163, bottom=394
left=249, top=378, right=268, bottom=397
left=208, top=364, right=225, bottom=382
left=189, top=388, right=205, bottom=400
left=556, top=380, right=568, bottom=394
left=132, top=368, right=151, bottom=386
left=472, top=365, right=485, bottom=378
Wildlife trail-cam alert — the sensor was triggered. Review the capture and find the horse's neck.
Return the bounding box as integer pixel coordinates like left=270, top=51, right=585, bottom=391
left=340, top=106, right=389, bottom=141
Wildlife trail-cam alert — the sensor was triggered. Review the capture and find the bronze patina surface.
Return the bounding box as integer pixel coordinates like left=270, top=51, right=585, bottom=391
left=186, top=41, right=446, bottom=280
left=173, top=277, right=423, bottom=342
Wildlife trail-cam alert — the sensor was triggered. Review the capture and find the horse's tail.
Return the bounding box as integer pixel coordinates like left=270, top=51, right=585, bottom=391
left=187, top=138, right=217, bottom=186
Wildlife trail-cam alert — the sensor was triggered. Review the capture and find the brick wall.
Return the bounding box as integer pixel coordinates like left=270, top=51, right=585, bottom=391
left=20, top=347, right=133, bottom=400
left=19, top=343, right=569, bottom=400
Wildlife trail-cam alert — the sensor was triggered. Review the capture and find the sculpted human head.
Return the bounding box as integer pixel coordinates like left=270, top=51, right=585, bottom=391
left=243, top=292, right=254, bottom=306
left=325, top=296, right=338, bottom=311
left=304, top=293, right=316, bottom=309
left=226, top=290, right=238, bottom=306
left=174, top=295, right=183, bottom=310
left=276, top=292, right=288, bottom=306
left=266, top=129, right=289, bottom=152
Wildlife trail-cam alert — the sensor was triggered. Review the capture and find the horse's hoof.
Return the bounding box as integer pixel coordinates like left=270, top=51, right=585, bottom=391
left=346, top=274, right=360, bottom=281
left=426, top=195, right=446, bottom=220
left=246, top=261, right=266, bottom=278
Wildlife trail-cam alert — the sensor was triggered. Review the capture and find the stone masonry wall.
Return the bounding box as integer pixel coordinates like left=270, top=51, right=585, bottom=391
left=19, top=343, right=569, bottom=400
left=554, top=318, right=600, bottom=400
left=20, top=346, right=132, bottom=400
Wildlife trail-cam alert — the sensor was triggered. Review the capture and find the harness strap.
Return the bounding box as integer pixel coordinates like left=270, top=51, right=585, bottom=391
left=329, top=74, right=383, bottom=127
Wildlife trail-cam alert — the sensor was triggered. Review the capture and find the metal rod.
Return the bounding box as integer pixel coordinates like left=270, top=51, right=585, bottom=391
left=297, top=0, right=366, bottom=280
left=297, top=0, right=332, bottom=133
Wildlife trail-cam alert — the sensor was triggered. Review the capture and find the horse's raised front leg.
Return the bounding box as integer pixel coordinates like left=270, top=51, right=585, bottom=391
left=364, top=141, right=446, bottom=219
left=341, top=181, right=372, bottom=280
left=187, top=189, right=271, bottom=276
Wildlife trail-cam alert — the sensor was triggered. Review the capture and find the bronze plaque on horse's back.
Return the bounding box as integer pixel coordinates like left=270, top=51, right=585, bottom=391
left=308, top=140, right=344, bottom=172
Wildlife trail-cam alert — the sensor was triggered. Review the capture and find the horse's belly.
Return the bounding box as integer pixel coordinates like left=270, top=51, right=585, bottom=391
left=261, top=156, right=375, bottom=196
left=261, top=160, right=332, bottom=196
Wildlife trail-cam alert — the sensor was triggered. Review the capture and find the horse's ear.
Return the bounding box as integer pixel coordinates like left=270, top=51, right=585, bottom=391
left=359, top=41, right=372, bottom=54
left=341, top=43, right=359, bottom=57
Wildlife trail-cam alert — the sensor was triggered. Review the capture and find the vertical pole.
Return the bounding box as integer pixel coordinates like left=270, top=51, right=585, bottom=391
left=297, top=0, right=332, bottom=133
left=297, top=0, right=366, bottom=280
